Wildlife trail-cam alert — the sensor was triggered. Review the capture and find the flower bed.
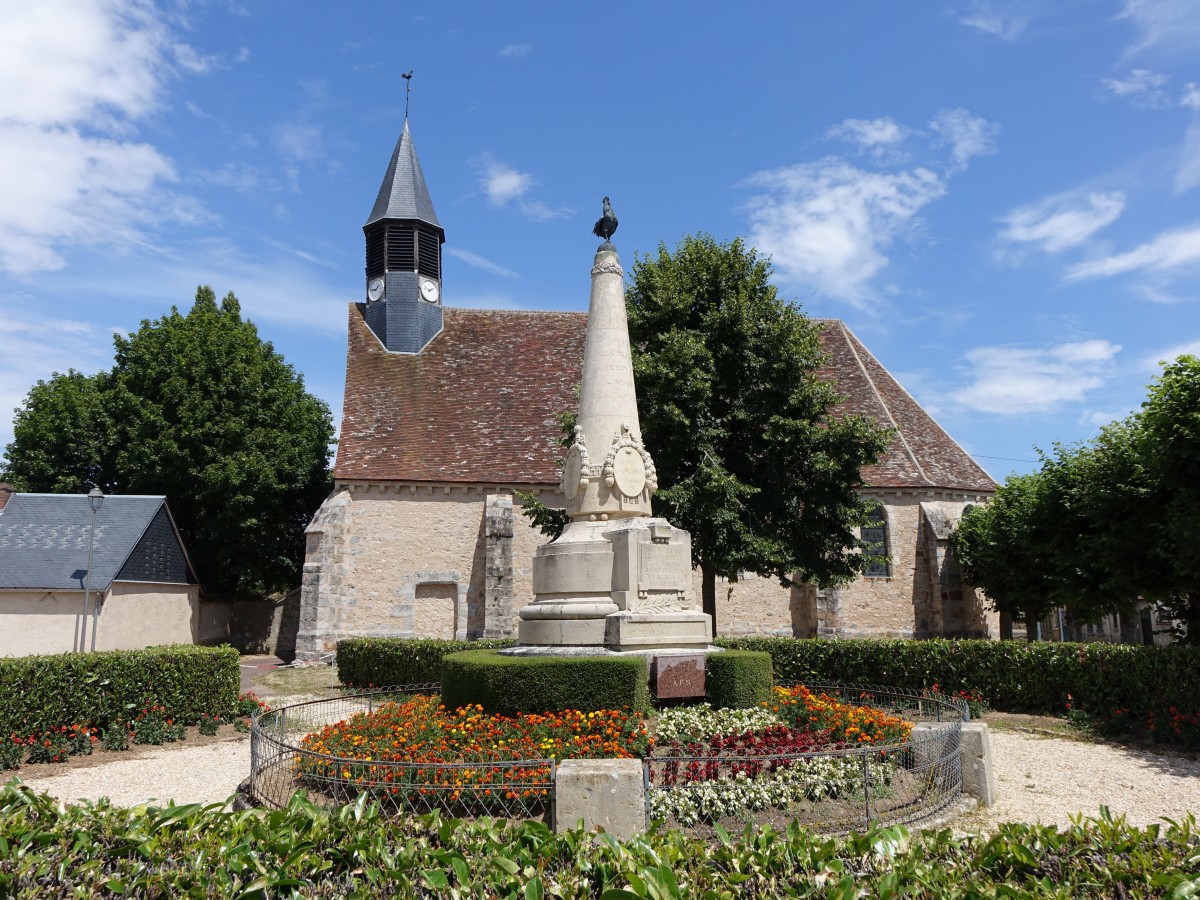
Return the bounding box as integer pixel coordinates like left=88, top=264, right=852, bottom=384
left=294, top=695, right=649, bottom=816
left=648, top=688, right=914, bottom=827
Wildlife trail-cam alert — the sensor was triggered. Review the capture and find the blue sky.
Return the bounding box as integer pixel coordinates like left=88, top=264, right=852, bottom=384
left=2, top=0, right=1199, bottom=483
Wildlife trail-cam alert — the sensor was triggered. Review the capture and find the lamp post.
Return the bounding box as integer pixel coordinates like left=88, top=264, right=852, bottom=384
left=82, top=487, right=104, bottom=652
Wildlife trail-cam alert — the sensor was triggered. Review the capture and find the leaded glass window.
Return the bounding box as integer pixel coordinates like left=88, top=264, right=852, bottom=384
left=861, top=505, right=890, bottom=578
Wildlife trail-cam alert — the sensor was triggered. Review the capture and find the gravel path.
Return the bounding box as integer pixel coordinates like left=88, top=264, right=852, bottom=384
left=960, top=730, right=1200, bottom=831
left=13, top=727, right=1200, bottom=830
left=15, top=738, right=250, bottom=808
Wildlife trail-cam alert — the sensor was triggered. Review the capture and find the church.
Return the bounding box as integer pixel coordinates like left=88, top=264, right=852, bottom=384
left=295, top=123, right=999, bottom=657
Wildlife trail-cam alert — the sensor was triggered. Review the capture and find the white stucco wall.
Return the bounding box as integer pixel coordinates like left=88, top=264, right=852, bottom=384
left=0, top=582, right=199, bottom=657
left=96, top=581, right=199, bottom=651
left=0, top=591, right=87, bottom=656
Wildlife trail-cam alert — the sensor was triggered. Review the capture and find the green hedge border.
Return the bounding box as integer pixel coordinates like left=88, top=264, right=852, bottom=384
left=337, top=637, right=516, bottom=688
left=0, top=645, right=240, bottom=735
left=717, top=637, right=1200, bottom=717
left=441, top=650, right=649, bottom=715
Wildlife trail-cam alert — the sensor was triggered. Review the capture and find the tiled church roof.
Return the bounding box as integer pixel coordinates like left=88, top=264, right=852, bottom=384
left=334, top=305, right=995, bottom=493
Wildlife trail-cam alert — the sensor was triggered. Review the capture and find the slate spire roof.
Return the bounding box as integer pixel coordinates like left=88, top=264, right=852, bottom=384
left=364, top=121, right=442, bottom=232
left=334, top=306, right=996, bottom=493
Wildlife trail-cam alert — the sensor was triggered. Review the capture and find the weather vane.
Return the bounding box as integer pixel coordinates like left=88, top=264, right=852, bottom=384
left=402, top=70, right=413, bottom=120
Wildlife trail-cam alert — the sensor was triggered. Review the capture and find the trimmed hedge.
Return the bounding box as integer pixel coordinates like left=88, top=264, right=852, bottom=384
left=441, top=650, right=649, bottom=715
left=705, top=650, right=773, bottom=709
left=717, top=637, right=1200, bottom=718
left=336, top=637, right=515, bottom=688
left=0, top=645, right=240, bottom=736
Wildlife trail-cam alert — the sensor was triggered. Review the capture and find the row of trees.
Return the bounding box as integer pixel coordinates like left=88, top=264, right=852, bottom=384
left=524, top=234, right=895, bottom=629
left=953, top=356, right=1200, bottom=644
left=2, top=288, right=335, bottom=598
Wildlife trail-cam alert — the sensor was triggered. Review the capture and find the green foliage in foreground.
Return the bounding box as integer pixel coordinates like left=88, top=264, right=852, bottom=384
left=0, top=646, right=239, bottom=737
left=441, top=650, right=650, bottom=715
left=336, top=637, right=516, bottom=688
left=0, top=784, right=1197, bottom=898
left=704, top=650, right=773, bottom=710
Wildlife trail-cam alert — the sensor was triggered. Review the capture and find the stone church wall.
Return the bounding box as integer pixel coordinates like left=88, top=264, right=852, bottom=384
left=298, top=483, right=995, bottom=655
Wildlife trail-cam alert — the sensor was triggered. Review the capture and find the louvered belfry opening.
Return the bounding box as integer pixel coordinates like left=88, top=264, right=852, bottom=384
left=417, top=229, right=440, bottom=279
left=364, top=222, right=441, bottom=281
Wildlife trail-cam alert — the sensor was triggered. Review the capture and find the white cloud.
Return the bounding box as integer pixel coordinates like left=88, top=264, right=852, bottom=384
left=951, top=340, right=1121, bottom=415
left=998, top=191, right=1125, bottom=254
left=474, top=154, right=533, bottom=205
left=827, top=117, right=908, bottom=155
left=929, top=108, right=999, bottom=167
left=445, top=247, right=519, bottom=278
left=1118, top=0, right=1200, bottom=58
left=743, top=160, right=946, bottom=304
left=957, top=1, right=1031, bottom=40
left=0, top=0, right=184, bottom=277
left=1183, top=83, right=1200, bottom=109
left=471, top=154, right=571, bottom=221
left=172, top=42, right=219, bottom=74
left=1099, top=69, right=1171, bottom=107
left=1177, top=116, right=1200, bottom=193
left=743, top=108, right=996, bottom=304
left=273, top=122, right=324, bottom=163
left=1142, top=339, right=1200, bottom=371
left=1066, top=226, right=1200, bottom=279
left=497, top=43, right=532, bottom=59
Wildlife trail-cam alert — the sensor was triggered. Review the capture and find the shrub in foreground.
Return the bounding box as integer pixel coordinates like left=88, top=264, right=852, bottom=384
left=0, top=645, right=239, bottom=737
left=336, top=637, right=515, bottom=688
left=0, top=784, right=1196, bottom=897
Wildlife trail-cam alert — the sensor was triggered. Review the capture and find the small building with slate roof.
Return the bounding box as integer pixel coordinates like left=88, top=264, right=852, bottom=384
left=0, top=493, right=198, bottom=656
left=295, top=123, right=998, bottom=656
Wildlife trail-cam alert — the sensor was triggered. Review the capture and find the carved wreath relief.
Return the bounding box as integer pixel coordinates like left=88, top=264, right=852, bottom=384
left=603, top=423, right=658, bottom=499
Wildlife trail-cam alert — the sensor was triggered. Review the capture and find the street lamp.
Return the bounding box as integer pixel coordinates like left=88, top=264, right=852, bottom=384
left=82, top=487, right=104, bottom=652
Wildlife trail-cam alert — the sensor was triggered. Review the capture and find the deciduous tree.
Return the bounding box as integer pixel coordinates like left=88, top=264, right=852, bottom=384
left=3, top=287, right=334, bottom=598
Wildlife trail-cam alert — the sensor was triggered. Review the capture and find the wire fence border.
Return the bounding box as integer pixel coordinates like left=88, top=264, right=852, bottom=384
left=248, top=680, right=967, bottom=832
left=248, top=684, right=557, bottom=822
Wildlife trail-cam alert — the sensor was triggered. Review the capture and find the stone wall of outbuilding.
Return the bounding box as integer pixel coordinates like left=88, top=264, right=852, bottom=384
left=296, top=482, right=996, bottom=655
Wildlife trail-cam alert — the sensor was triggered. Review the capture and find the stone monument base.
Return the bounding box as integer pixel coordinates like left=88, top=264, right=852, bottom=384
left=516, top=515, right=713, bottom=652
left=603, top=610, right=712, bottom=652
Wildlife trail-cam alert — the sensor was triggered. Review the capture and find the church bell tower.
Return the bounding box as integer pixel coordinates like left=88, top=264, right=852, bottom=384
left=362, top=121, right=444, bottom=353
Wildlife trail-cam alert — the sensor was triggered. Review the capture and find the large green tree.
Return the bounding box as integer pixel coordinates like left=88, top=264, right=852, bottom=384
left=625, top=234, right=893, bottom=629
left=954, top=356, right=1200, bottom=644
left=1138, top=355, right=1200, bottom=641
left=2, top=287, right=334, bottom=598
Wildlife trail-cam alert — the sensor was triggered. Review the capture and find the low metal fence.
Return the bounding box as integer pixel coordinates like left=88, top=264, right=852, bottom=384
left=248, top=685, right=556, bottom=821
left=643, top=682, right=966, bottom=834
left=249, top=681, right=966, bottom=833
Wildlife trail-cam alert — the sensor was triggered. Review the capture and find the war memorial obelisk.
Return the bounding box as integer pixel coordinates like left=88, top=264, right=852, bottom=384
left=516, top=200, right=713, bottom=653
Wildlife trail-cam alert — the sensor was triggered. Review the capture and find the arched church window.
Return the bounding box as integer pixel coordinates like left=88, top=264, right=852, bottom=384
left=862, top=505, right=891, bottom=578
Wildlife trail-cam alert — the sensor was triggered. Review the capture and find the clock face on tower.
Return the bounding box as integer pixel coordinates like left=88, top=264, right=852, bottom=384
left=367, top=278, right=385, bottom=302
left=420, top=278, right=440, bottom=303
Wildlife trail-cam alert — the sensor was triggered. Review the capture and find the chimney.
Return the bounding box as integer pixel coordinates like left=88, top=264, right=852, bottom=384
left=0, top=483, right=14, bottom=511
